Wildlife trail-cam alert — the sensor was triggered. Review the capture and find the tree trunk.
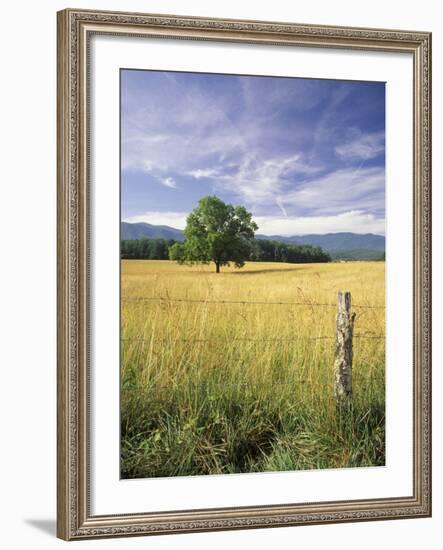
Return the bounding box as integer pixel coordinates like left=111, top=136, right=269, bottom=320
left=215, top=261, right=220, bottom=273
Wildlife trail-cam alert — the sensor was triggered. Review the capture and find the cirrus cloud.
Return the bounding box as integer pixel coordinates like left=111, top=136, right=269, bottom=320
left=121, top=70, right=385, bottom=234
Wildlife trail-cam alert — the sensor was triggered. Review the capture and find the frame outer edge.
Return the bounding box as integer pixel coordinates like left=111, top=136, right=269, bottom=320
left=423, top=31, right=432, bottom=516
left=428, top=32, right=432, bottom=518
left=56, top=8, right=432, bottom=540
left=57, top=8, right=70, bottom=542
left=414, top=32, right=432, bottom=517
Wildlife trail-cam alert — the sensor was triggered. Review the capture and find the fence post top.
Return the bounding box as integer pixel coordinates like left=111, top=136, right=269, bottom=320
left=337, top=291, right=352, bottom=310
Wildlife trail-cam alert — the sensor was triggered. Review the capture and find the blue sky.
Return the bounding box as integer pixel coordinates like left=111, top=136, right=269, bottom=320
left=121, top=69, right=385, bottom=235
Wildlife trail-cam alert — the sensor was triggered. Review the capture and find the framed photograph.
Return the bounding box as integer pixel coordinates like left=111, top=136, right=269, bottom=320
left=57, top=8, right=431, bottom=540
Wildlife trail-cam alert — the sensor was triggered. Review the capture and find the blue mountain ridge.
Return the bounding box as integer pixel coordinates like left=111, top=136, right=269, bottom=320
left=121, top=222, right=385, bottom=258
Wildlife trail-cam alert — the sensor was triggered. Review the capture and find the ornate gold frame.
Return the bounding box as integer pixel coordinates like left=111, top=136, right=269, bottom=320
left=57, top=8, right=432, bottom=540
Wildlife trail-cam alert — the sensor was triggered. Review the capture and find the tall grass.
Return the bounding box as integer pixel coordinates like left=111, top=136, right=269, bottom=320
left=121, top=260, right=385, bottom=478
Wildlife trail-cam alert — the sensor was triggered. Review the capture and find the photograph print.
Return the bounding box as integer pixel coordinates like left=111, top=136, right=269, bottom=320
left=120, top=69, right=386, bottom=479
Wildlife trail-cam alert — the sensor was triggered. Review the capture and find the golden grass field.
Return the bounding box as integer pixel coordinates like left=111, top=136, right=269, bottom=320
left=121, top=260, right=385, bottom=478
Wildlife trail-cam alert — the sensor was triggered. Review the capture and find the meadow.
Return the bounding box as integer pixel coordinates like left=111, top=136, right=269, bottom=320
left=121, top=260, right=385, bottom=478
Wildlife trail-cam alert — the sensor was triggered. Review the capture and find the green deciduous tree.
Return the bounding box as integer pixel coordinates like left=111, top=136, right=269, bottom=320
left=169, top=196, right=258, bottom=273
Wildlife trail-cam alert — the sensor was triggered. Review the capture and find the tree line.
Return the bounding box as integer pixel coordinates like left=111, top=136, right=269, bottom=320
left=121, top=237, right=330, bottom=264
left=250, top=239, right=330, bottom=263
left=122, top=196, right=330, bottom=272
left=121, top=238, right=176, bottom=260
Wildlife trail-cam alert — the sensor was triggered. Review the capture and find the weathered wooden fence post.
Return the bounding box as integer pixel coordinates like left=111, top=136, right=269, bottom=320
left=334, top=291, right=356, bottom=405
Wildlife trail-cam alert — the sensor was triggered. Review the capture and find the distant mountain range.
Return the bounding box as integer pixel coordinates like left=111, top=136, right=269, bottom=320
left=121, top=222, right=184, bottom=241
left=257, top=232, right=385, bottom=260
left=121, top=222, right=385, bottom=260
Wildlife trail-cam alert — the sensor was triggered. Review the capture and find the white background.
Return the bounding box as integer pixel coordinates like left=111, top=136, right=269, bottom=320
left=0, top=0, right=440, bottom=548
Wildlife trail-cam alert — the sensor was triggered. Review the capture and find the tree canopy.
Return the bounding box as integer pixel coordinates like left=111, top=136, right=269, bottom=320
left=169, top=196, right=258, bottom=273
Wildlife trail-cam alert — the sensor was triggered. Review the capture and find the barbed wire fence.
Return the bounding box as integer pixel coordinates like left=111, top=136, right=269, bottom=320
left=121, top=291, right=385, bottom=404
left=122, top=296, right=385, bottom=309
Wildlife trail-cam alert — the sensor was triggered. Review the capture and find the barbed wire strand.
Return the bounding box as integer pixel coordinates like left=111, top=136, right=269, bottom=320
left=121, top=334, right=384, bottom=343
left=122, top=336, right=333, bottom=343
left=121, top=296, right=385, bottom=309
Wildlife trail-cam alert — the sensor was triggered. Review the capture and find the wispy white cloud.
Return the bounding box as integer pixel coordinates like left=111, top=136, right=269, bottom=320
left=121, top=71, right=385, bottom=225
left=275, top=196, right=288, bottom=217
left=121, top=77, right=248, bottom=176
left=186, top=160, right=384, bottom=218
left=161, top=177, right=177, bottom=189
left=281, top=166, right=385, bottom=216
left=335, top=130, right=385, bottom=161
left=124, top=209, right=385, bottom=236
left=188, top=152, right=324, bottom=213
left=255, top=210, right=385, bottom=236
left=125, top=211, right=188, bottom=229
left=307, top=85, right=352, bottom=166
left=187, top=168, right=222, bottom=179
